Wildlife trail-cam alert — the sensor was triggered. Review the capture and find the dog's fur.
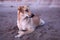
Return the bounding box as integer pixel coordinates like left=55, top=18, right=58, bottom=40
left=15, top=5, right=45, bottom=38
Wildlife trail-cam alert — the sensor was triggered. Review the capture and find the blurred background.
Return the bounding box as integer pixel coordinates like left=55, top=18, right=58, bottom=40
left=0, top=0, right=60, bottom=40
left=0, top=0, right=60, bottom=8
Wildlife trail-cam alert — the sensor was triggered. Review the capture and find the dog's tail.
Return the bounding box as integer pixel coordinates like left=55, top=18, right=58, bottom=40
left=40, top=19, right=45, bottom=26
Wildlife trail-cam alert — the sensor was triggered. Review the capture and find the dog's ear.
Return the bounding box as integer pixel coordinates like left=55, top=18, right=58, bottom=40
left=18, top=5, right=29, bottom=11
left=18, top=6, right=20, bottom=11
left=18, top=6, right=24, bottom=13
left=17, top=6, right=24, bottom=21
left=18, top=5, right=29, bottom=13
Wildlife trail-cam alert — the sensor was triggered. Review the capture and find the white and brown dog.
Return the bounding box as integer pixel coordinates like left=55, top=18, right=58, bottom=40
left=15, top=5, right=45, bottom=38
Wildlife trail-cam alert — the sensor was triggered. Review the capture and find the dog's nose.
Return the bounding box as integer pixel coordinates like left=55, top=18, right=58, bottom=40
left=29, top=13, right=34, bottom=18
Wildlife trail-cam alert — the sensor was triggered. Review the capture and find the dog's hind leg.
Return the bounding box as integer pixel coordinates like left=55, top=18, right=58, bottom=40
left=24, top=28, right=35, bottom=34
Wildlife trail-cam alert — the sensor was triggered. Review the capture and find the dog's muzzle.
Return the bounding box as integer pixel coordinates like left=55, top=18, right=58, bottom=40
left=24, top=13, right=34, bottom=19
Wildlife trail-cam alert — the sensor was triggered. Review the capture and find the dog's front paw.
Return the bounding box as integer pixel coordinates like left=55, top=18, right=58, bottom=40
left=15, top=32, right=24, bottom=38
left=15, top=34, right=23, bottom=38
left=15, top=34, right=21, bottom=38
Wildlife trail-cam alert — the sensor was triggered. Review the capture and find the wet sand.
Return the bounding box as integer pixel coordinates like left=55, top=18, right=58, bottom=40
left=0, top=4, right=60, bottom=40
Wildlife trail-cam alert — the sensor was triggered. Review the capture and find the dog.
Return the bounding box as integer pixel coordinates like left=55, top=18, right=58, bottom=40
left=15, top=5, right=45, bottom=38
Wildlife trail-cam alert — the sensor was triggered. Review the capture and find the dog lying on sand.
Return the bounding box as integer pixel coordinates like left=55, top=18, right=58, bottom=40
left=15, top=5, right=45, bottom=38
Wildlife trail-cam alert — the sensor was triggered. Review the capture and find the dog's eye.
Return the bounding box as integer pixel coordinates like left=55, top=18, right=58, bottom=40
left=25, top=9, right=29, bottom=12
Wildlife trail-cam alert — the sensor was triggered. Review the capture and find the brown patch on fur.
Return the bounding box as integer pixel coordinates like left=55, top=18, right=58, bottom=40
left=32, top=15, right=40, bottom=26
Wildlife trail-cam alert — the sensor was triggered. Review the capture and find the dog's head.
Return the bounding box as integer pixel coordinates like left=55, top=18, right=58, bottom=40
left=18, top=5, right=32, bottom=18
